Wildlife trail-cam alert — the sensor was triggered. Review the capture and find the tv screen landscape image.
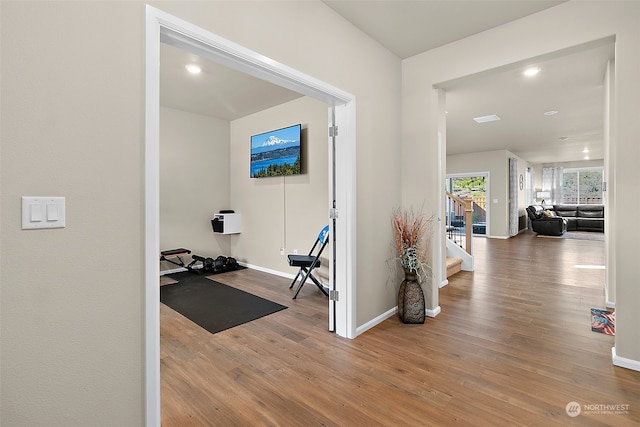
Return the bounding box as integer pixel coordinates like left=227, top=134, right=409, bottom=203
left=250, top=124, right=301, bottom=178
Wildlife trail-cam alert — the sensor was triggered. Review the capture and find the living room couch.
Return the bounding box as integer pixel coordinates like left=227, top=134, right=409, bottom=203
left=526, top=204, right=604, bottom=236
left=552, top=204, right=604, bottom=232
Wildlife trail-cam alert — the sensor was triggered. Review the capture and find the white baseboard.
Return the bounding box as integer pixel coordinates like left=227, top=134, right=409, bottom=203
left=242, top=262, right=330, bottom=288
left=355, top=304, right=441, bottom=336
left=604, top=282, right=615, bottom=308
left=356, top=307, right=397, bottom=336
left=440, top=279, right=449, bottom=288
left=240, top=262, right=294, bottom=280
left=612, top=347, right=640, bottom=372
left=426, top=305, right=441, bottom=317
left=487, top=235, right=510, bottom=240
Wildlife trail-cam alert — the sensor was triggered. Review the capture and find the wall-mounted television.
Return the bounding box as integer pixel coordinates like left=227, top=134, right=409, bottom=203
left=250, top=123, right=302, bottom=178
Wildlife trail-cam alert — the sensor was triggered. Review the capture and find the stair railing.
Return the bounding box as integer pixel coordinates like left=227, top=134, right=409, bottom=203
left=445, top=192, right=473, bottom=255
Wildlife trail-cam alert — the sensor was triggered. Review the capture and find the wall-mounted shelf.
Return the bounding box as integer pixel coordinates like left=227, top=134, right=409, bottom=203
left=211, top=213, right=241, bottom=234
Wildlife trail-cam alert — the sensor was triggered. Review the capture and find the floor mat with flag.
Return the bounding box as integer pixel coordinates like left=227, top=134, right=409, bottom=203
left=591, top=308, right=615, bottom=335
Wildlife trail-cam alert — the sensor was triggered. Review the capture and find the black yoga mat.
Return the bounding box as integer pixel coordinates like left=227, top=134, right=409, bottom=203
left=161, top=274, right=287, bottom=334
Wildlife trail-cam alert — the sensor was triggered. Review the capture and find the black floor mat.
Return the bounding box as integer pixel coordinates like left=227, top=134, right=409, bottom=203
left=160, top=275, right=286, bottom=334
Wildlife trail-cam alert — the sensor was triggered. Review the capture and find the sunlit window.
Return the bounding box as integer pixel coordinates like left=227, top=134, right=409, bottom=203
left=562, top=167, right=603, bottom=204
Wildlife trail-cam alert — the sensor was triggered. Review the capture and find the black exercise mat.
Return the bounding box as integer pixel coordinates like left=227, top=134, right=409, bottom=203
left=160, top=275, right=287, bottom=334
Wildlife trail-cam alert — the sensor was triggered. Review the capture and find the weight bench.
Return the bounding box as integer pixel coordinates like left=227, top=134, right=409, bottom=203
left=160, top=248, right=192, bottom=270
left=161, top=249, right=239, bottom=275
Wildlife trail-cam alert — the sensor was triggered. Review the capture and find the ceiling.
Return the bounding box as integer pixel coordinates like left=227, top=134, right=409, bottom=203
left=442, top=40, right=613, bottom=164
left=160, top=0, right=612, bottom=165
left=322, top=0, right=565, bottom=60
left=160, top=43, right=304, bottom=121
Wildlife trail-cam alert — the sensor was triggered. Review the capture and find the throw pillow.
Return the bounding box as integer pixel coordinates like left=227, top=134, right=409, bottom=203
left=542, top=210, right=555, bottom=218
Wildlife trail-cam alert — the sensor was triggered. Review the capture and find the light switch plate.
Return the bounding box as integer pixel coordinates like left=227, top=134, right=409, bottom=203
left=22, top=196, right=66, bottom=229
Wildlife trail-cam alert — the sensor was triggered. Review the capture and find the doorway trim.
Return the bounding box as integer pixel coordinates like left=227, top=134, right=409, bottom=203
left=145, top=5, right=356, bottom=426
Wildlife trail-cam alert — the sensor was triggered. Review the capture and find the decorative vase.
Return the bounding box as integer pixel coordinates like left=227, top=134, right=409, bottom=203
left=398, top=269, right=425, bottom=324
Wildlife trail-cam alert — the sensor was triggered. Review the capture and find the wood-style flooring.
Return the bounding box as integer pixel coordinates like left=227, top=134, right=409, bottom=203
left=160, top=231, right=640, bottom=426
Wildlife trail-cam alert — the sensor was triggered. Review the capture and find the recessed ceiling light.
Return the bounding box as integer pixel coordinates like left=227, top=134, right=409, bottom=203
left=544, top=110, right=558, bottom=116
left=559, top=136, right=569, bottom=141
left=185, top=64, right=202, bottom=74
left=583, top=148, right=589, bottom=153
left=584, top=155, right=590, bottom=160
left=524, top=67, right=540, bottom=77
left=473, top=114, right=501, bottom=123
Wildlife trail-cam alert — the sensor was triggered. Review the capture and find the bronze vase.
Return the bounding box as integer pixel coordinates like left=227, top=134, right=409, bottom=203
left=398, top=269, right=425, bottom=324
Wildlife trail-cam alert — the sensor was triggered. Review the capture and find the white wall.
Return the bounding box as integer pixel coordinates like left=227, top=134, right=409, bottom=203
left=229, top=97, right=329, bottom=274
left=1, top=2, right=145, bottom=425
left=159, top=97, right=334, bottom=288
left=1, top=1, right=401, bottom=424
left=160, top=107, right=231, bottom=271
left=604, top=59, right=615, bottom=306
left=403, top=0, right=640, bottom=370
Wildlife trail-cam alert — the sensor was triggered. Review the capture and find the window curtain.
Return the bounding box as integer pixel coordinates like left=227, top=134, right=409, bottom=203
left=509, top=158, right=518, bottom=236
left=542, top=167, right=563, bottom=205
left=526, top=167, right=535, bottom=206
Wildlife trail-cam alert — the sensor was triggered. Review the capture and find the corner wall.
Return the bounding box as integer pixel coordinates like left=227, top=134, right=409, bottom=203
left=160, top=107, right=231, bottom=270
left=229, top=97, right=329, bottom=274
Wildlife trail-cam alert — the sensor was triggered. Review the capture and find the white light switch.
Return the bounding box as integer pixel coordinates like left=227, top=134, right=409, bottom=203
left=22, top=197, right=66, bottom=229
left=47, top=204, right=59, bottom=221
left=30, top=204, right=43, bottom=222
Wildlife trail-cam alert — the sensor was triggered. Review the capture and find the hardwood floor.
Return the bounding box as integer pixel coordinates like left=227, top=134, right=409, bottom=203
left=161, top=232, right=640, bottom=426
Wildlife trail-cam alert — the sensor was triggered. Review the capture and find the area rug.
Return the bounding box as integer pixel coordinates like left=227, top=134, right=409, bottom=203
left=160, top=274, right=287, bottom=334
left=564, top=231, right=604, bottom=241
left=537, top=232, right=604, bottom=241
left=591, top=308, right=615, bottom=335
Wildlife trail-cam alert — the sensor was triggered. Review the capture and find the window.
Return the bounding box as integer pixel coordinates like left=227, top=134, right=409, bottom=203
left=562, top=167, right=603, bottom=204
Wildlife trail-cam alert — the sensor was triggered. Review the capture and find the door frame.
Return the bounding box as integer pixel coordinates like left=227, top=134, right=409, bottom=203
left=145, top=5, right=357, bottom=426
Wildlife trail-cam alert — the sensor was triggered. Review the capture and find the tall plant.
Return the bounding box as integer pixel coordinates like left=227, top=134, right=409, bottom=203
left=392, top=207, right=434, bottom=283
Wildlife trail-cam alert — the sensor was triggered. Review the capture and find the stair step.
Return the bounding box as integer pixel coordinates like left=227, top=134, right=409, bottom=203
left=446, top=256, right=463, bottom=278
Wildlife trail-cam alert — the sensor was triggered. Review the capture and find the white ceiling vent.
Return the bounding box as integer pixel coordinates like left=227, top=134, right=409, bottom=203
left=473, top=114, right=501, bottom=124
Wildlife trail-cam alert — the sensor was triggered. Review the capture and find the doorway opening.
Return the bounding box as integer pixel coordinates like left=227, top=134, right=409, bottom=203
left=146, top=6, right=356, bottom=426
left=446, top=173, right=489, bottom=236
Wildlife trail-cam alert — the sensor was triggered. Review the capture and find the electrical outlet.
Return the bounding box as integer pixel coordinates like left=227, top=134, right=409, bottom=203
left=280, top=247, right=284, bottom=255
left=293, top=249, right=298, bottom=255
